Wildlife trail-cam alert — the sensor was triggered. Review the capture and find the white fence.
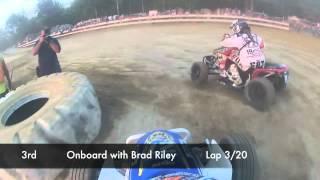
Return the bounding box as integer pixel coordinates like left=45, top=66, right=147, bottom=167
left=18, top=14, right=289, bottom=48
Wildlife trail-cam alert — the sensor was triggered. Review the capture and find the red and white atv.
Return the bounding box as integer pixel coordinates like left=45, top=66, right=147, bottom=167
left=191, top=47, right=289, bottom=110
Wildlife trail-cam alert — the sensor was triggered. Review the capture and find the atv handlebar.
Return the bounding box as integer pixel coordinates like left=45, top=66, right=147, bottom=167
left=213, top=47, right=225, bottom=54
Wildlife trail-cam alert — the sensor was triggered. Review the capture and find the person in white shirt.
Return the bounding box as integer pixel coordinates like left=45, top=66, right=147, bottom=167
left=219, top=19, right=266, bottom=87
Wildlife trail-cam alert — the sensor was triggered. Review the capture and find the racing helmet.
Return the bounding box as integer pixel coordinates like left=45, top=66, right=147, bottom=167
left=230, top=19, right=251, bottom=34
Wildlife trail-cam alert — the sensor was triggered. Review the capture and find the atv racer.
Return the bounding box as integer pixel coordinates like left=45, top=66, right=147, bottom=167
left=191, top=20, right=289, bottom=110
left=217, top=19, right=266, bottom=87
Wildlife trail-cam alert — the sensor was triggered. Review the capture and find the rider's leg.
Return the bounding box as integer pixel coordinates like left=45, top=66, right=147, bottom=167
left=227, top=64, right=242, bottom=86
left=227, top=53, right=255, bottom=86
left=220, top=59, right=233, bottom=77
left=238, top=68, right=252, bottom=85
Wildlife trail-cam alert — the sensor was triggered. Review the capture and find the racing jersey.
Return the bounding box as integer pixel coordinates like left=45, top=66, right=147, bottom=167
left=220, top=33, right=265, bottom=71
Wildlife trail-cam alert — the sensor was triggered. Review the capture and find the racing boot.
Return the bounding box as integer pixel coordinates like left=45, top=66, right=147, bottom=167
left=227, top=64, right=243, bottom=88
left=217, top=70, right=229, bottom=86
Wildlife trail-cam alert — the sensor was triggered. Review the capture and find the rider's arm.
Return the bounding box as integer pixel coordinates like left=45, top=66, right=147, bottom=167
left=220, top=35, right=242, bottom=49
left=32, top=40, right=42, bottom=56
left=260, top=41, right=264, bottom=49
left=258, top=36, right=265, bottom=49
left=48, top=38, right=61, bottom=53
left=1, top=60, right=12, bottom=90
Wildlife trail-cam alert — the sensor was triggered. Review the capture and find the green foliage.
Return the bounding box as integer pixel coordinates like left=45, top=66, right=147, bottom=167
left=6, top=14, right=28, bottom=34
left=0, top=29, right=11, bottom=51
left=36, top=0, right=66, bottom=27
left=4, top=14, right=30, bottom=49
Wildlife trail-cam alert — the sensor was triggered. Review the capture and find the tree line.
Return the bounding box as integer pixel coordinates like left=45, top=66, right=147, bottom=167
left=0, top=0, right=319, bottom=51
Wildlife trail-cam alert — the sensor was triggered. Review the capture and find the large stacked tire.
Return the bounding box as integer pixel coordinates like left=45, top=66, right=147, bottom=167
left=219, top=134, right=260, bottom=180
left=0, top=72, right=101, bottom=179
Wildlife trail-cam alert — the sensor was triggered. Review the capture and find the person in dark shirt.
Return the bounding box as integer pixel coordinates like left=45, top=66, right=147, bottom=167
left=32, top=27, right=62, bottom=77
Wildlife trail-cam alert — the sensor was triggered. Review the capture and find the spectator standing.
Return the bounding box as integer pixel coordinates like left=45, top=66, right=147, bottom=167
left=32, top=27, right=62, bottom=77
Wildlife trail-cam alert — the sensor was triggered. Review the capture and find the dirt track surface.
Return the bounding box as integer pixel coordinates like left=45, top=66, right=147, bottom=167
left=4, top=23, right=320, bottom=180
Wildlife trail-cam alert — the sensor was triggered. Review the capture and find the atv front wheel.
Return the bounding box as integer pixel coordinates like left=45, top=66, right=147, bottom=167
left=269, top=74, right=288, bottom=91
left=244, top=77, right=275, bottom=110
left=219, top=134, right=260, bottom=180
left=191, top=62, right=208, bottom=85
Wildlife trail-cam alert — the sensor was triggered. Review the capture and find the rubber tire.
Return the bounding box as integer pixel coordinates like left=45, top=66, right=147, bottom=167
left=244, top=77, right=275, bottom=110
left=272, top=76, right=287, bottom=91
left=0, top=72, right=101, bottom=143
left=219, top=134, right=260, bottom=180
left=69, top=154, right=103, bottom=180
left=70, top=168, right=100, bottom=180
left=191, top=62, right=208, bottom=85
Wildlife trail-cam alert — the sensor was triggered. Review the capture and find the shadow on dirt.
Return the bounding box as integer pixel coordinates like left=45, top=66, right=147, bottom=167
left=189, top=76, right=250, bottom=106
left=65, top=66, right=158, bottom=142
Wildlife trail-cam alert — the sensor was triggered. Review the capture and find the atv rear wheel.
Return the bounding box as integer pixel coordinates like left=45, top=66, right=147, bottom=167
left=219, top=134, right=260, bottom=180
left=191, top=62, right=208, bottom=85
left=244, top=77, right=275, bottom=110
